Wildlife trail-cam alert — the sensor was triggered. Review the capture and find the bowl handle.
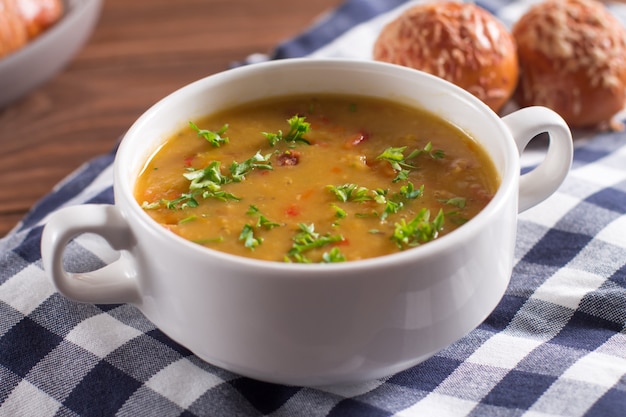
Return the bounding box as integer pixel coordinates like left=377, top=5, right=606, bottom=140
left=41, top=204, right=140, bottom=304
left=502, top=106, right=573, bottom=213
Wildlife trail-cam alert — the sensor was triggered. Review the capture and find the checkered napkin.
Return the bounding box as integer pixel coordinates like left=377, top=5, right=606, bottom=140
left=2, top=1, right=626, bottom=416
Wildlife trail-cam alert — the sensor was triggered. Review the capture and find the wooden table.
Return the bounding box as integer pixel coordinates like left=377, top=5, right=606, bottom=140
left=0, top=0, right=340, bottom=237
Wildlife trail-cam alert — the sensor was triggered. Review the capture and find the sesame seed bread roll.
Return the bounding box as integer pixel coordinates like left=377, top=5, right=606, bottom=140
left=373, top=2, right=518, bottom=113
left=513, top=0, right=626, bottom=129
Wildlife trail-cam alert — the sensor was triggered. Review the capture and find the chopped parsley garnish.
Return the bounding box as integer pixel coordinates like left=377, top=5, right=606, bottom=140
left=239, top=224, right=262, bottom=249
left=193, top=236, right=225, bottom=245
left=229, top=151, right=273, bottom=182
left=382, top=199, right=403, bottom=220
left=239, top=206, right=281, bottom=250
left=263, top=115, right=311, bottom=146
left=327, top=182, right=425, bottom=221
left=400, top=182, right=424, bottom=200
left=377, top=143, right=444, bottom=182
left=179, top=215, right=197, bottom=224
left=377, top=146, right=416, bottom=171
left=145, top=152, right=272, bottom=210
left=331, top=204, right=347, bottom=219
left=322, top=247, right=346, bottom=263
left=327, top=183, right=372, bottom=202
left=246, top=205, right=281, bottom=229
left=285, top=223, right=344, bottom=263
left=391, top=208, right=444, bottom=249
left=439, top=197, right=468, bottom=225
left=189, top=122, right=229, bottom=147
left=440, top=197, right=466, bottom=209
left=369, top=188, right=401, bottom=220
left=186, top=161, right=230, bottom=190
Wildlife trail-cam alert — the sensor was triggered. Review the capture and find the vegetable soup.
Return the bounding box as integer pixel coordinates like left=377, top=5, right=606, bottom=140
left=135, top=94, right=500, bottom=263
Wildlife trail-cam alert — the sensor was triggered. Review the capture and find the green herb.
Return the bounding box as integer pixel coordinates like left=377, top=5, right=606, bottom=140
left=263, top=133, right=280, bottom=147
left=229, top=151, right=273, bottom=182
left=330, top=204, right=347, bottom=227
left=391, top=208, right=444, bottom=249
left=439, top=197, right=468, bottom=225
left=179, top=215, right=197, bottom=224
left=371, top=188, right=387, bottom=204
left=322, top=247, right=346, bottom=263
left=392, top=170, right=409, bottom=183
left=239, top=224, right=263, bottom=249
left=286, top=252, right=311, bottom=263
left=286, top=223, right=344, bottom=263
left=194, top=237, right=225, bottom=245
left=239, top=206, right=281, bottom=250
left=327, top=183, right=425, bottom=221
left=141, top=201, right=161, bottom=210
left=400, top=182, right=424, bottom=200
left=327, top=184, right=372, bottom=202
left=440, top=197, right=466, bottom=209
left=145, top=150, right=274, bottom=210
left=246, top=205, right=281, bottom=229
left=424, top=142, right=445, bottom=159
left=285, top=116, right=311, bottom=144
left=161, top=193, right=200, bottom=210
left=376, top=146, right=415, bottom=183
left=185, top=161, right=229, bottom=190
left=382, top=200, right=403, bottom=220
left=369, top=188, right=402, bottom=220
left=377, top=143, right=444, bottom=182
left=377, top=146, right=415, bottom=170
left=263, top=115, right=311, bottom=146
left=331, top=204, right=347, bottom=219
left=189, top=122, right=229, bottom=147
left=448, top=216, right=469, bottom=226
left=182, top=162, right=240, bottom=203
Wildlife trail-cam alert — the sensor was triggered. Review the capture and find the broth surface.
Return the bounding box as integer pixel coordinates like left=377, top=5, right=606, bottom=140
left=135, top=94, right=500, bottom=262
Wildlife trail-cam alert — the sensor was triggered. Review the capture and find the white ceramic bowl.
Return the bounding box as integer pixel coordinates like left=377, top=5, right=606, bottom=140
left=0, top=0, right=103, bottom=108
left=41, top=58, right=573, bottom=386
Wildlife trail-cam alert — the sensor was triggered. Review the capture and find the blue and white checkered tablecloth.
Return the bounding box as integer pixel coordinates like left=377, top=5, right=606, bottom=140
left=2, top=1, right=626, bottom=416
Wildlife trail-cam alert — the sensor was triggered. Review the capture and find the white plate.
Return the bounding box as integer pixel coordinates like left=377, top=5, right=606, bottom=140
left=0, top=0, right=103, bottom=109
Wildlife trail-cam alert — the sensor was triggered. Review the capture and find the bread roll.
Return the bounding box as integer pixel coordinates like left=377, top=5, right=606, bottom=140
left=513, top=0, right=626, bottom=129
left=373, top=2, right=518, bottom=113
left=0, top=0, right=63, bottom=59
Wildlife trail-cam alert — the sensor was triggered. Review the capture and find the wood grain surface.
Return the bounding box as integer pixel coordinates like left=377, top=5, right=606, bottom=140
left=0, top=0, right=340, bottom=237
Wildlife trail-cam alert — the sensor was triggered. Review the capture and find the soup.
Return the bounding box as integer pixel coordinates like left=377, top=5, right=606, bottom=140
left=135, top=94, right=500, bottom=263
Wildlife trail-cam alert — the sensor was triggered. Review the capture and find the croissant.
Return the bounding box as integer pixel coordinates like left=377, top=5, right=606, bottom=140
left=0, top=0, right=63, bottom=59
